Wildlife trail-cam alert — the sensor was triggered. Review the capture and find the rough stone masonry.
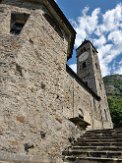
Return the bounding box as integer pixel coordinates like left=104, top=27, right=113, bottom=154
left=0, top=0, right=113, bottom=162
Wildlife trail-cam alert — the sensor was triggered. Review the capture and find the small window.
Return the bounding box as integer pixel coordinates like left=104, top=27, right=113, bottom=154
left=99, top=83, right=102, bottom=90
left=83, top=47, right=86, bottom=52
left=82, top=62, right=87, bottom=68
left=43, top=13, right=64, bottom=39
left=95, top=63, right=98, bottom=69
left=10, top=23, right=24, bottom=35
left=80, top=49, right=83, bottom=54
left=10, top=13, right=29, bottom=35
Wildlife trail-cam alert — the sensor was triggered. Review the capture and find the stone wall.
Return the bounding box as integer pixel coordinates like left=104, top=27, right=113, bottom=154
left=90, top=44, right=113, bottom=129
left=0, top=4, right=82, bottom=162
left=0, top=2, right=112, bottom=163
left=0, top=9, right=10, bottom=34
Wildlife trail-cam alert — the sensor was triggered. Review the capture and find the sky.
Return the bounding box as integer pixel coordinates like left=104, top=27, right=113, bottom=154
left=55, top=0, right=122, bottom=77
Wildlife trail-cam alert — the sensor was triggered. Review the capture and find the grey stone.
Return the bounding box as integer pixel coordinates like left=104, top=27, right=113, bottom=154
left=0, top=0, right=113, bottom=162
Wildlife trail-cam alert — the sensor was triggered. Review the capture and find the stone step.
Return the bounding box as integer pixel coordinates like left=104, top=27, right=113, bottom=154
left=63, top=150, right=122, bottom=158
left=86, top=129, right=122, bottom=133
left=79, top=135, right=122, bottom=139
left=63, top=129, right=122, bottom=163
left=75, top=141, right=122, bottom=146
left=71, top=146, right=122, bottom=151
left=85, top=130, right=122, bottom=137
left=77, top=138, right=122, bottom=142
left=87, top=128, right=122, bottom=133
left=64, top=156, right=122, bottom=163
left=85, top=132, right=122, bottom=137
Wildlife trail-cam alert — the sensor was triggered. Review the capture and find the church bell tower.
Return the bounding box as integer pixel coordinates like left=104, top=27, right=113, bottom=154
left=77, top=40, right=113, bottom=129
left=77, top=40, right=101, bottom=95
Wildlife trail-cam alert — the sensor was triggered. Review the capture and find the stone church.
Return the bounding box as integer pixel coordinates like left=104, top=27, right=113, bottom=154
left=0, top=0, right=117, bottom=162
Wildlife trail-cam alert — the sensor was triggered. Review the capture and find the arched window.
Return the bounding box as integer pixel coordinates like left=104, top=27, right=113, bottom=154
left=43, top=13, right=64, bottom=39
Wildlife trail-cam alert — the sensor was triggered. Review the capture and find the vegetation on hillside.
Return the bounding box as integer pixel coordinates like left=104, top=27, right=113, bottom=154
left=103, top=75, right=122, bottom=128
left=107, top=95, right=122, bottom=127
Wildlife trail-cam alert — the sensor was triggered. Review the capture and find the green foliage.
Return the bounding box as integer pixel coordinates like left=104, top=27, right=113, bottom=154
left=103, top=75, right=122, bottom=128
left=107, top=96, right=122, bottom=128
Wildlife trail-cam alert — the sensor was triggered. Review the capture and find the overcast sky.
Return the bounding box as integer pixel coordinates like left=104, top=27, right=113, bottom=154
left=55, top=0, right=122, bottom=77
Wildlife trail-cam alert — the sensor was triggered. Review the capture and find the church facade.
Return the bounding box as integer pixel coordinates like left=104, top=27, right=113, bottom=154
left=0, top=0, right=113, bottom=162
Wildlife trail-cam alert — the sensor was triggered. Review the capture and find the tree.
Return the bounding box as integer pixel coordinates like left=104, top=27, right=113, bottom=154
left=108, top=96, right=122, bottom=128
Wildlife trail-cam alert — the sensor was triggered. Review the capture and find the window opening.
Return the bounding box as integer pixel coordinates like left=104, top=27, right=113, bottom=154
left=10, top=13, right=29, bottom=35
left=99, top=83, right=102, bottom=90
left=95, top=63, right=98, bottom=69
left=10, top=23, right=24, bottom=35
left=83, top=47, right=86, bottom=51
left=82, top=62, right=87, bottom=68
left=80, top=49, right=83, bottom=54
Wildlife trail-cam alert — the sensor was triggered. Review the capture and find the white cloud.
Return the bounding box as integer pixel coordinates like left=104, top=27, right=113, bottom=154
left=73, top=7, right=101, bottom=47
left=70, top=3, right=122, bottom=76
left=93, top=35, right=106, bottom=47
left=103, top=4, right=122, bottom=32
left=108, top=30, right=122, bottom=50
left=69, top=64, right=77, bottom=73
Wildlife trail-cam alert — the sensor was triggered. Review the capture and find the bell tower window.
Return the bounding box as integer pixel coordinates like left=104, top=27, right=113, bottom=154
left=83, top=47, right=86, bottom=51
left=82, top=62, right=87, bottom=68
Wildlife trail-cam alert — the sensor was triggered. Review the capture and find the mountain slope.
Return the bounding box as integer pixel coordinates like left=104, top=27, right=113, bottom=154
left=103, top=75, right=122, bottom=128
left=104, top=75, right=122, bottom=95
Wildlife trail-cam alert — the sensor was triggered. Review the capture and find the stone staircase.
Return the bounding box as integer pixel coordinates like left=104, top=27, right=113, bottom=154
left=62, top=128, right=122, bottom=163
